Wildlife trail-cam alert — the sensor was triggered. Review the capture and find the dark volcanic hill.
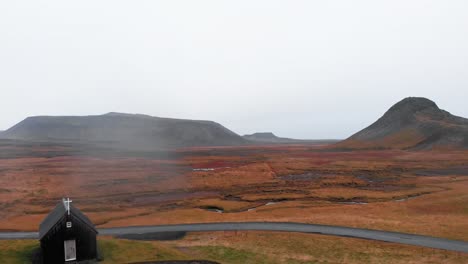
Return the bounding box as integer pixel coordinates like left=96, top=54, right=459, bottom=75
left=0, top=113, right=248, bottom=149
left=336, top=97, right=468, bottom=149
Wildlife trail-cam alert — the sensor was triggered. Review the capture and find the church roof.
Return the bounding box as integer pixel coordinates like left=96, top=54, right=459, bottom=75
left=39, top=199, right=97, bottom=240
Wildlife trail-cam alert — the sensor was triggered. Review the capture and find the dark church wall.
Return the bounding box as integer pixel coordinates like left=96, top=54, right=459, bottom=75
left=74, top=216, right=98, bottom=261
left=40, top=213, right=97, bottom=263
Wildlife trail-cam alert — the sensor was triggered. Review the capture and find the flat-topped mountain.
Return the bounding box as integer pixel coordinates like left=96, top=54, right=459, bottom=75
left=243, top=132, right=289, bottom=142
left=243, top=132, right=306, bottom=143
left=0, top=113, right=248, bottom=149
left=337, top=97, right=468, bottom=149
left=243, top=132, right=338, bottom=145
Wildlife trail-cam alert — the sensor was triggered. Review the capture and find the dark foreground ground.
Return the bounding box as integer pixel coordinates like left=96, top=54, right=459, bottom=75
left=131, top=261, right=219, bottom=264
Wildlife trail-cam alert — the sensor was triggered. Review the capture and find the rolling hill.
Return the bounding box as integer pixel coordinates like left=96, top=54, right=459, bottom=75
left=0, top=113, right=248, bottom=149
left=336, top=97, right=468, bottom=150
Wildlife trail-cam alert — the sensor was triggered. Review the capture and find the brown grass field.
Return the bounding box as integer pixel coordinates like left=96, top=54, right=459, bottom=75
left=1, top=143, right=468, bottom=245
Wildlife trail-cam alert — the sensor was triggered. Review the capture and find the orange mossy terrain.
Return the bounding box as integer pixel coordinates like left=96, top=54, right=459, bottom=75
left=0, top=144, right=468, bottom=241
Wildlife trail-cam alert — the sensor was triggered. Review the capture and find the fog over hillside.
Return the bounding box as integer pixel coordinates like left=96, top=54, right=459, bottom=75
left=1, top=113, right=248, bottom=149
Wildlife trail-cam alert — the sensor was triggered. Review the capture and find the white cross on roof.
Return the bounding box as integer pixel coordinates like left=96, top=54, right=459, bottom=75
left=63, top=197, right=72, bottom=216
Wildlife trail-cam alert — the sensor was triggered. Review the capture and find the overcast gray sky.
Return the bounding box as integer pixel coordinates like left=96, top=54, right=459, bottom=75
left=1, top=1, right=467, bottom=139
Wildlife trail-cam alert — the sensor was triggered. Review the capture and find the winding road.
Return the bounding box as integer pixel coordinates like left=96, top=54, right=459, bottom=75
left=1, top=222, right=467, bottom=253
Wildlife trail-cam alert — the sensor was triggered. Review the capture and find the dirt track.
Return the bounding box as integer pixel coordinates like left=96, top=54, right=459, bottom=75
left=2, top=222, right=468, bottom=253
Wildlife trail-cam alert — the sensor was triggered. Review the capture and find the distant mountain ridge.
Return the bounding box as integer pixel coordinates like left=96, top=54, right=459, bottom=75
left=243, top=132, right=339, bottom=145
left=0, top=112, right=248, bottom=149
left=337, top=97, right=468, bottom=149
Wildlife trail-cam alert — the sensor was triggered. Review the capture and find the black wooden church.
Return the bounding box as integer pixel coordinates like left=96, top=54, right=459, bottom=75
left=39, top=198, right=98, bottom=263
